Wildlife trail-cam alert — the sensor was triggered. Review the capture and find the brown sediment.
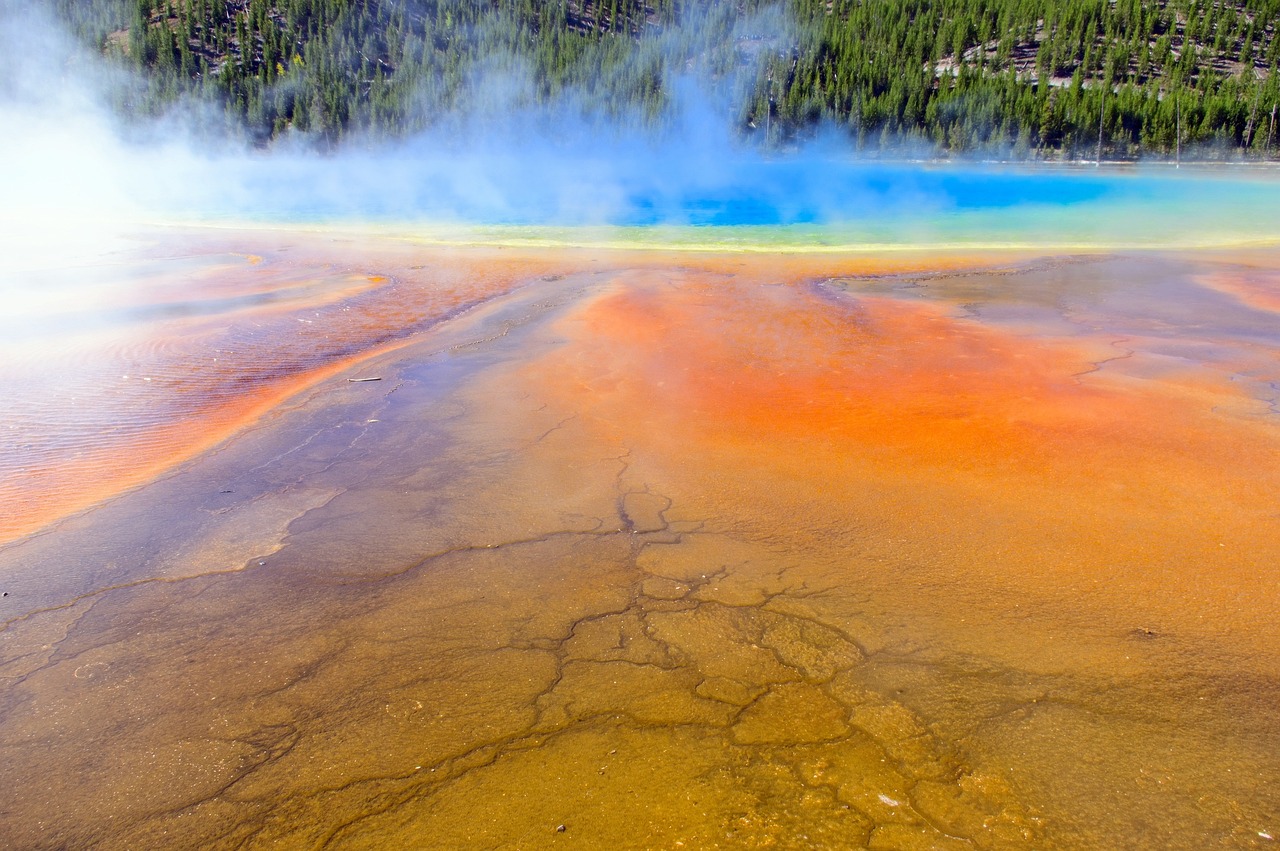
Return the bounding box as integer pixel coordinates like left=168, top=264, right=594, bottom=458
left=1, top=232, right=1279, bottom=850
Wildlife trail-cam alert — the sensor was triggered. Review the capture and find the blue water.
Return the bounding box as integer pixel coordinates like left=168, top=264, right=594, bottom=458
left=612, top=163, right=1119, bottom=226
left=198, top=152, right=1280, bottom=247
left=234, top=157, right=1119, bottom=225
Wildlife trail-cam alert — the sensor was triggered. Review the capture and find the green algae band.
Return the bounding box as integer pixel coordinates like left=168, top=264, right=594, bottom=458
left=1, top=227, right=1278, bottom=850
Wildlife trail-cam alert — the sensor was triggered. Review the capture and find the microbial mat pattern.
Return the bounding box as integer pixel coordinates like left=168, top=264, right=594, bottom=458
left=1, top=230, right=1279, bottom=849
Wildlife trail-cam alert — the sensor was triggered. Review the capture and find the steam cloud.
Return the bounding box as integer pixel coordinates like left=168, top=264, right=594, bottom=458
left=0, top=0, right=972, bottom=232
left=1, top=1, right=823, bottom=228
left=2, top=0, right=1277, bottom=254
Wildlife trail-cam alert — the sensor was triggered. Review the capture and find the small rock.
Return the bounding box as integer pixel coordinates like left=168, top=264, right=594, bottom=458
left=556, top=824, right=567, bottom=833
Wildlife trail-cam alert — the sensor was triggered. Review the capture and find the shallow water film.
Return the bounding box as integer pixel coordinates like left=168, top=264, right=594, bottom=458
left=2, top=226, right=1279, bottom=849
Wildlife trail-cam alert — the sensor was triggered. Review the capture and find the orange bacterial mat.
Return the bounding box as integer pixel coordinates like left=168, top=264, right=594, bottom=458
left=1, top=231, right=1278, bottom=850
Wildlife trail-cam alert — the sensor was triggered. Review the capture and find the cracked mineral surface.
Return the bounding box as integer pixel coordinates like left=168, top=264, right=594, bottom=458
left=2, top=230, right=1279, bottom=849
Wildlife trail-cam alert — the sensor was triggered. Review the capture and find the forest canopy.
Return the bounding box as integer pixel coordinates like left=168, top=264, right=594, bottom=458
left=45, top=0, right=1280, bottom=158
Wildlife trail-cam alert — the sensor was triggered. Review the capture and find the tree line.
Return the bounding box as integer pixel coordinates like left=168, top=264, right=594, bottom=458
left=49, top=0, right=1280, bottom=157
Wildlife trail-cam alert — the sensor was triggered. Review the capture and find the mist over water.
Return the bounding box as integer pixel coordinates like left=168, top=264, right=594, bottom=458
left=5, top=5, right=1280, bottom=850
left=3, top=0, right=1279, bottom=249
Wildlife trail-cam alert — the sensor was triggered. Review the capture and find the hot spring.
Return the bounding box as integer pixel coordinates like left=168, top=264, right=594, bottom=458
left=2, top=163, right=1280, bottom=849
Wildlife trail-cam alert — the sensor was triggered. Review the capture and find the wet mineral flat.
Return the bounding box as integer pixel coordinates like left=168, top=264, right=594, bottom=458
left=2, top=228, right=1278, bottom=849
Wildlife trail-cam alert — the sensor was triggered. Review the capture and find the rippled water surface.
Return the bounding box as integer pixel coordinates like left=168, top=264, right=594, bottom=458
left=1, top=216, right=1279, bottom=849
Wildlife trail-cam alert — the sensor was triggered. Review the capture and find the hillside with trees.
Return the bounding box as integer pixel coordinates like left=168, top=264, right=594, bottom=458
left=49, top=0, right=1280, bottom=158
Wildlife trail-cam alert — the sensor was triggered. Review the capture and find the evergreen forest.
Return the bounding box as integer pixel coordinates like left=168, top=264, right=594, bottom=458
left=46, top=0, right=1280, bottom=157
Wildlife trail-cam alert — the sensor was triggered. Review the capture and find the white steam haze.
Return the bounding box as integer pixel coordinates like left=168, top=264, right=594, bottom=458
left=0, top=1, right=230, bottom=268
left=0, top=0, right=850, bottom=234
left=2, top=0, right=1279, bottom=261
left=0, top=0, right=1031, bottom=260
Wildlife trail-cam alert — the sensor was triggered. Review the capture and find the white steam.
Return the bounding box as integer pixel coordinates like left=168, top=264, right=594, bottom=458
left=2, top=0, right=1278, bottom=259
left=1, top=0, right=818, bottom=232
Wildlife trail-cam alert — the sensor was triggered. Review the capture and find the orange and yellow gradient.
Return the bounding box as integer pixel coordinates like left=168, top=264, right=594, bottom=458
left=1, top=225, right=1278, bottom=849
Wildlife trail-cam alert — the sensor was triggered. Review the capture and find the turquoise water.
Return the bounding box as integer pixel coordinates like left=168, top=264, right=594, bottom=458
left=205, top=157, right=1280, bottom=251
